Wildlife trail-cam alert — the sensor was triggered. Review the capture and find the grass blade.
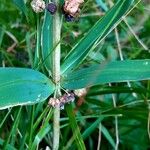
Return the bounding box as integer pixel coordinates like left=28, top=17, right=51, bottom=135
left=31, top=108, right=53, bottom=150
left=82, top=117, right=104, bottom=140
left=3, top=107, right=22, bottom=149
left=65, top=104, right=86, bottom=150
left=101, top=125, right=115, bottom=148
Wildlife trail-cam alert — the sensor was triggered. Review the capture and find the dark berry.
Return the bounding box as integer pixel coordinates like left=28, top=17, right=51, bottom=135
left=46, top=3, right=57, bottom=15
left=65, top=14, right=74, bottom=22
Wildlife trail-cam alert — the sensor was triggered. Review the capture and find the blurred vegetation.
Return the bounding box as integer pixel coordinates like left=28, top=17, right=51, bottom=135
left=0, top=0, right=150, bottom=149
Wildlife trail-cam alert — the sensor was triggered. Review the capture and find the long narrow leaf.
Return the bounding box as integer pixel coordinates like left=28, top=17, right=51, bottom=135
left=3, top=107, right=22, bottom=149
left=62, top=59, right=150, bottom=89
left=31, top=107, right=53, bottom=150
left=82, top=117, right=104, bottom=139
left=65, top=104, right=86, bottom=150
left=61, top=0, right=134, bottom=74
left=41, top=9, right=53, bottom=72
left=0, top=138, right=17, bottom=150
left=31, top=124, right=51, bottom=150
left=0, top=26, right=5, bottom=47
left=101, top=125, right=115, bottom=148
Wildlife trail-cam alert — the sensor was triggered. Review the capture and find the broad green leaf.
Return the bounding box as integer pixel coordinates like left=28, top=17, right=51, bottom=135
left=62, top=59, right=150, bottom=89
left=13, top=0, right=28, bottom=20
left=0, top=68, right=54, bottom=110
left=65, top=104, right=86, bottom=150
left=41, top=9, right=53, bottom=72
left=61, top=0, right=134, bottom=74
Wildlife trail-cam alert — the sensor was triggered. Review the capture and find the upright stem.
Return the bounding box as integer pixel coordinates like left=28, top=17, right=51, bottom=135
left=52, top=0, right=61, bottom=149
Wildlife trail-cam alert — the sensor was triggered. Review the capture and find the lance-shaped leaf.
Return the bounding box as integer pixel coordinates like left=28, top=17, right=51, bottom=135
left=0, top=68, right=54, bottom=110
left=41, top=9, right=53, bottom=72
left=61, top=0, right=133, bottom=74
left=62, top=59, right=150, bottom=90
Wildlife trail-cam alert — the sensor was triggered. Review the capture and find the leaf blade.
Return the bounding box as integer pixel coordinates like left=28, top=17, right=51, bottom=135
left=0, top=68, right=54, bottom=109
left=101, top=125, right=116, bottom=148
left=65, top=104, right=86, bottom=150
left=41, top=9, right=53, bottom=72
left=62, top=59, right=150, bottom=89
left=82, top=117, right=104, bottom=140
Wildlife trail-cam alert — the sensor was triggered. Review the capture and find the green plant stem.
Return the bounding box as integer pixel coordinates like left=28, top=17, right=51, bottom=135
left=52, top=0, right=61, bottom=149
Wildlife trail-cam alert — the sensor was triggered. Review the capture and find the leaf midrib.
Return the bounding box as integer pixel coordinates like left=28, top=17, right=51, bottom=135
left=0, top=79, right=48, bottom=88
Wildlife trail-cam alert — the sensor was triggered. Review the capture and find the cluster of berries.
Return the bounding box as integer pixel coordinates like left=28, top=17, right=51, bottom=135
left=31, top=0, right=57, bottom=14
left=63, top=0, right=84, bottom=21
left=31, top=0, right=84, bottom=22
left=48, top=93, right=75, bottom=109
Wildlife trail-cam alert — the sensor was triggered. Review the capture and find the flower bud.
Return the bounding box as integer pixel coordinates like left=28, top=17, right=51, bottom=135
left=31, top=0, right=45, bottom=13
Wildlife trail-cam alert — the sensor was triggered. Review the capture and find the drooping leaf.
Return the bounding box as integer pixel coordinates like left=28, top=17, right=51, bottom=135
left=62, top=59, right=150, bottom=89
left=0, top=68, right=54, bottom=110
left=61, top=0, right=134, bottom=74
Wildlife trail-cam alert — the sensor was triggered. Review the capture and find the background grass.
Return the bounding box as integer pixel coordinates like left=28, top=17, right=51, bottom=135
left=0, top=0, right=150, bottom=149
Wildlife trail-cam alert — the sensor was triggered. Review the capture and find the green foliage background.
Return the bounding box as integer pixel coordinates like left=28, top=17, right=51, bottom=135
left=0, top=0, right=150, bottom=149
